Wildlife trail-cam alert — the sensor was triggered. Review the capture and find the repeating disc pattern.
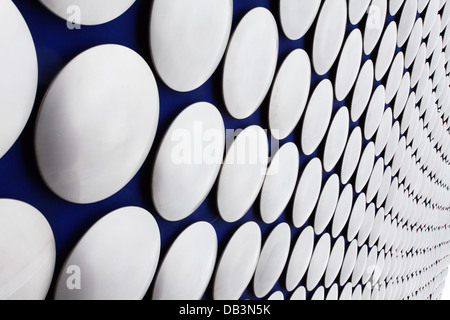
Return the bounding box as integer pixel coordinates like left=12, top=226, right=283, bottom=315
left=1, top=0, right=450, bottom=301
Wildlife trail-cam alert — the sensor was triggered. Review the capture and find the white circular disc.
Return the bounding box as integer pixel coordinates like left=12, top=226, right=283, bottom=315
left=362, top=246, right=379, bottom=284
left=223, top=7, right=278, bottom=119
left=55, top=207, right=160, bottom=300
left=390, top=0, right=405, bottom=15
left=335, top=29, right=363, bottom=101
left=411, top=120, right=424, bottom=153
left=314, top=174, right=340, bottom=235
left=442, top=2, right=450, bottom=31
left=351, top=59, right=374, bottom=122
left=349, top=0, right=372, bottom=25
left=312, top=0, right=347, bottom=75
left=323, top=107, right=350, bottom=172
left=285, top=226, right=314, bottom=292
left=0, top=199, right=55, bottom=300
left=253, top=223, right=291, bottom=298
left=399, top=146, right=412, bottom=184
left=375, top=107, right=393, bottom=156
left=290, top=286, right=307, bottom=300
left=417, top=67, right=431, bottom=102
left=423, top=0, right=440, bottom=38
left=432, top=56, right=445, bottom=87
left=153, top=222, right=217, bottom=300
left=416, top=62, right=434, bottom=102
left=364, top=85, right=386, bottom=140
left=269, top=49, right=311, bottom=140
left=340, top=283, right=354, bottom=300
left=267, top=291, right=284, bottom=300
left=400, top=92, right=416, bottom=134
left=301, top=79, right=333, bottom=156
left=213, top=222, right=261, bottom=300
left=0, top=1, right=37, bottom=159
left=340, top=127, right=363, bottom=184
left=280, top=0, right=321, bottom=40
left=418, top=0, right=431, bottom=13
left=426, top=16, right=441, bottom=58
left=150, top=0, right=233, bottom=92
left=363, top=0, right=388, bottom=55
left=306, top=233, right=331, bottom=291
left=332, top=184, right=354, bottom=238
left=393, top=72, right=411, bottom=118
left=405, top=18, right=424, bottom=68
left=355, top=142, right=376, bottom=193
left=379, top=252, right=391, bottom=283
left=40, top=0, right=136, bottom=25
left=366, top=157, right=385, bottom=203
left=217, top=125, right=268, bottom=223
left=443, top=24, right=450, bottom=46
left=430, top=38, right=443, bottom=74
left=311, top=287, right=325, bottom=300
left=35, top=45, right=159, bottom=204
left=435, top=71, right=448, bottom=97
left=340, top=240, right=358, bottom=285
left=260, top=143, right=300, bottom=224
left=375, top=22, right=398, bottom=81
left=371, top=284, right=380, bottom=300
left=376, top=168, right=392, bottom=208
left=397, top=0, right=419, bottom=47
left=384, top=221, right=396, bottom=252
left=357, top=204, right=376, bottom=247
left=324, top=236, right=346, bottom=288
left=385, top=52, right=405, bottom=104
left=326, top=284, right=340, bottom=300
left=377, top=215, right=392, bottom=250
left=347, top=193, right=367, bottom=241
left=351, top=245, right=369, bottom=285
left=152, top=102, right=225, bottom=222
left=391, top=137, right=407, bottom=176
left=411, top=43, right=427, bottom=88
left=384, top=177, right=399, bottom=215
left=292, top=158, right=323, bottom=228
left=352, top=285, right=363, bottom=300
left=384, top=121, right=400, bottom=165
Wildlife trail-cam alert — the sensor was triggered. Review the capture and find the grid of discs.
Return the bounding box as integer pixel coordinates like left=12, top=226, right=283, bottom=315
left=1, top=0, right=450, bottom=300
